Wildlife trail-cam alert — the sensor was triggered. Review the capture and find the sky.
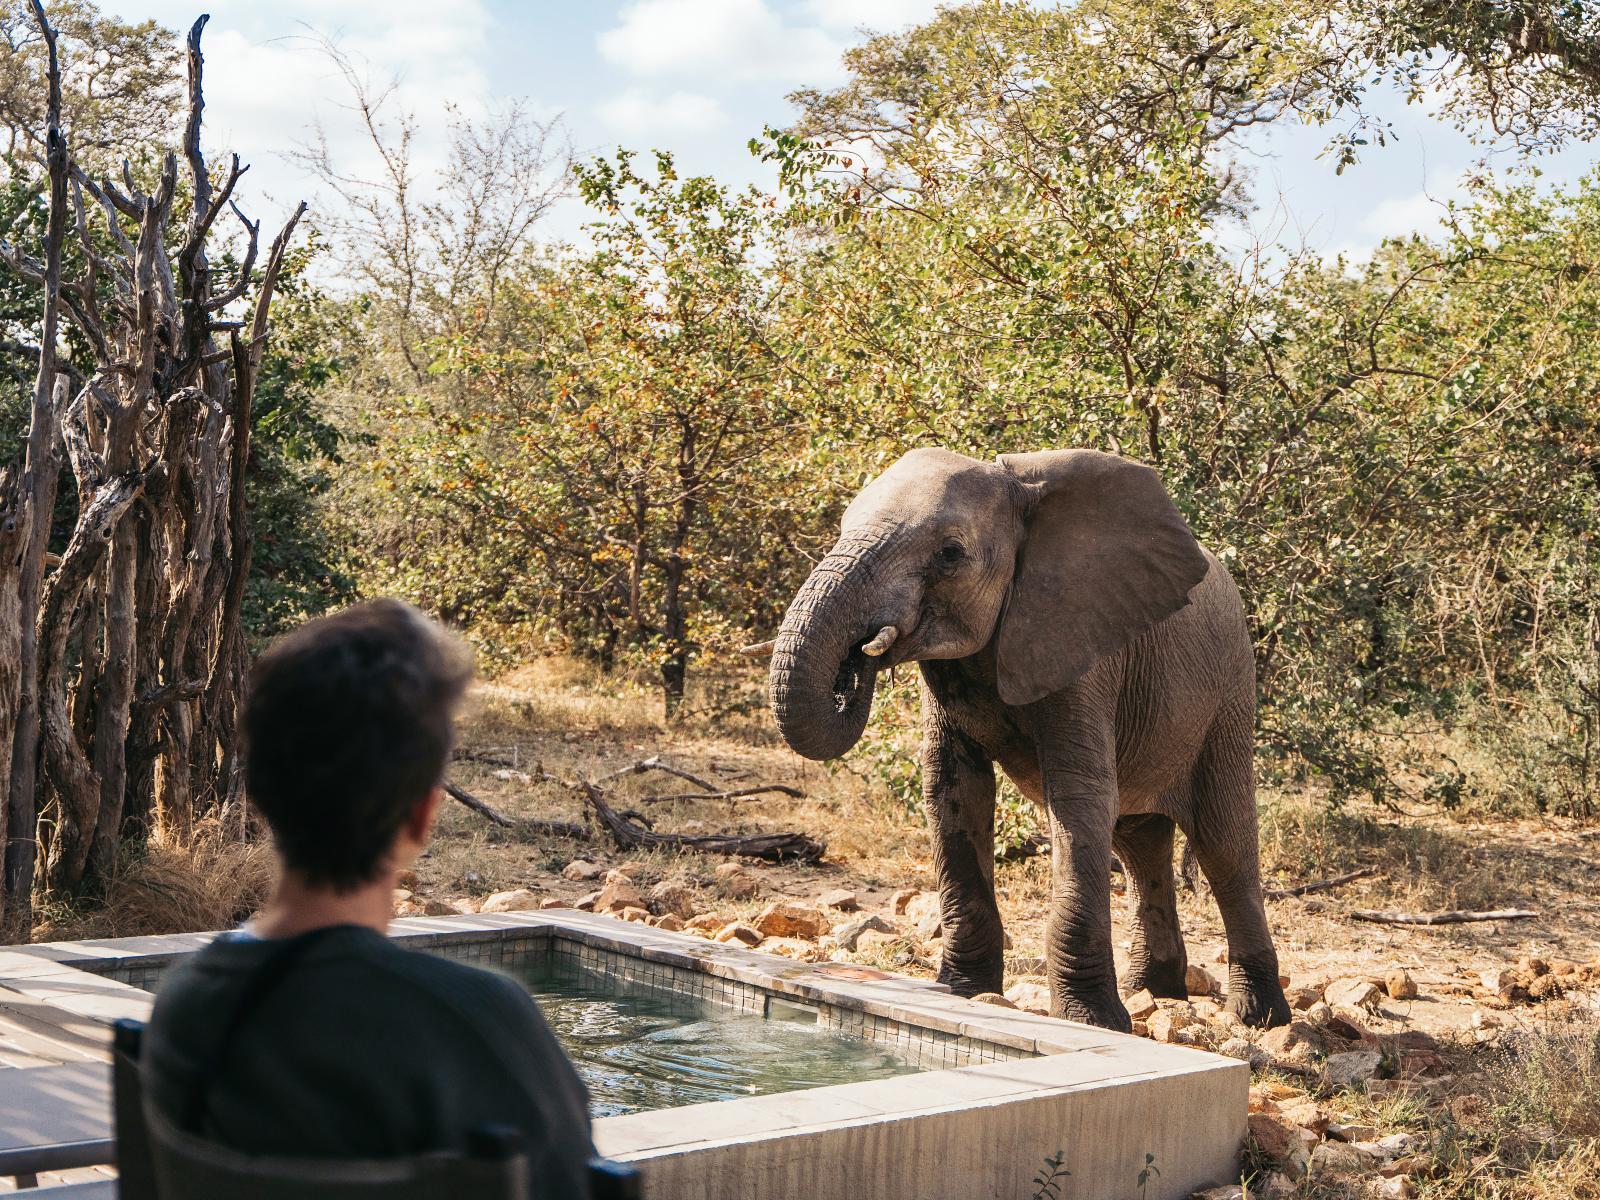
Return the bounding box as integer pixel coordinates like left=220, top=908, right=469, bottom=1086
left=101, top=0, right=1600, bottom=261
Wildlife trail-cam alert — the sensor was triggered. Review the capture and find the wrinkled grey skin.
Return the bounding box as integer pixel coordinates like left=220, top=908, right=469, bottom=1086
left=768, top=447, right=1292, bottom=1032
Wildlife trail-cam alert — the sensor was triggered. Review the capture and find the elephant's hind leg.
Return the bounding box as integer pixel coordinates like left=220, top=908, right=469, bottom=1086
left=1184, top=710, right=1292, bottom=1029
left=1113, top=813, right=1188, bottom=999
left=921, top=706, right=1004, bottom=997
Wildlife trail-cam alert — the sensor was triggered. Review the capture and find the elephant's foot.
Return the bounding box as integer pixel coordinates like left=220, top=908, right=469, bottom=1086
left=1225, top=954, right=1292, bottom=1029
left=1050, top=982, right=1132, bottom=1033
left=1122, top=953, right=1188, bottom=1000
left=936, top=949, right=1004, bottom=998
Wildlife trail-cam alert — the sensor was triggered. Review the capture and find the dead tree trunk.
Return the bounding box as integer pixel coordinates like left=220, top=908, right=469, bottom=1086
left=0, top=5, right=67, bottom=935
left=0, top=6, right=305, bottom=923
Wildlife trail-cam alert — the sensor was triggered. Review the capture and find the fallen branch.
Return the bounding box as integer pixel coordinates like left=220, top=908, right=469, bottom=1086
left=445, top=758, right=824, bottom=863
left=639, top=784, right=805, bottom=805
left=1349, top=907, right=1537, bottom=926
left=1265, top=866, right=1378, bottom=900
left=443, top=781, right=587, bottom=840
left=579, top=781, right=825, bottom=863
left=594, top=755, right=719, bottom=792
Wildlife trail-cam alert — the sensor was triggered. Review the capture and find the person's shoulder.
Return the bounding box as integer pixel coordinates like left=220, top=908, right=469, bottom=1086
left=355, top=939, right=537, bottom=1020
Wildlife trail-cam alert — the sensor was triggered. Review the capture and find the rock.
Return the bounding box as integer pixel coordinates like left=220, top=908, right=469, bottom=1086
left=1124, top=988, right=1158, bottom=1020
left=1005, top=979, right=1051, bottom=1014
left=832, top=914, right=896, bottom=950
left=420, top=897, right=461, bottom=916
left=538, top=897, right=573, bottom=910
left=1247, top=1112, right=1314, bottom=1178
left=392, top=900, right=425, bottom=917
left=1310, top=1142, right=1378, bottom=1173
left=1259, top=1021, right=1326, bottom=1070
left=618, top=906, right=652, bottom=923
left=1186, top=963, right=1218, bottom=995
left=713, top=862, right=762, bottom=899
left=904, top=892, right=942, bottom=938
left=1373, top=1177, right=1417, bottom=1199
left=765, top=937, right=823, bottom=961
left=1219, top=1037, right=1270, bottom=1070
left=562, top=859, right=604, bottom=882
left=1481, top=967, right=1517, bottom=996
left=1279, top=1100, right=1329, bottom=1136
left=753, top=900, right=831, bottom=940
left=1326, top=1122, right=1378, bottom=1142
left=686, top=912, right=723, bottom=931
left=890, top=888, right=918, bottom=914
left=1190, top=1188, right=1244, bottom=1200
left=393, top=888, right=413, bottom=903
left=1326, top=977, right=1382, bottom=1009
left=652, top=913, right=685, bottom=932
left=1286, top=983, right=1324, bottom=1011
left=1258, top=1172, right=1298, bottom=1199
left=1372, top=1133, right=1426, bottom=1159
left=971, top=993, right=1017, bottom=1009
left=714, top=923, right=762, bottom=946
left=595, top=875, right=648, bottom=914
left=396, top=868, right=418, bottom=888
left=647, top=880, right=698, bottom=920
left=480, top=888, right=542, bottom=913
left=855, top=929, right=900, bottom=955
left=574, top=891, right=599, bottom=912
left=1324, top=1009, right=1376, bottom=1044
left=1130, top=1020, right=1149, bottom=1038
left=1147, top=1003, right=1199, bottom=1044
left=818, top=888, right=859, bottom=911
left=1323, top=1049, right=1383, bottom=1089
left=1385, top=969, right=1418, bottom=1000
left=1382, top=1154, right=1431, bottom=1179
left=1518, top=955, right=1550, bottom=977
left=1528, top=973, right=1564, bottom=1001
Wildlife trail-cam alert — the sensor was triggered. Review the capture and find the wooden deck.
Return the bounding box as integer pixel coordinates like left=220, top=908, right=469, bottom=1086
left=0, top=987, right=115, bottom=1192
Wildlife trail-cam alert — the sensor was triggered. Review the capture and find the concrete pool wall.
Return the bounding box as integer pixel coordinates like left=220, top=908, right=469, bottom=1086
left=0, top=911, right=1249, bottom=1199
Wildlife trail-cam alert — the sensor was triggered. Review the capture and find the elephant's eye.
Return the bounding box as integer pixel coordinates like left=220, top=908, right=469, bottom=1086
left=937, top=541, right=966, bottom=568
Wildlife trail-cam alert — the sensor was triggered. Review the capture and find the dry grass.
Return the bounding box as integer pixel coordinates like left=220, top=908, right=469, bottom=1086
left=1255, top=795, right=1548, bottom=913
left=32, top=817, right=276, bottom=942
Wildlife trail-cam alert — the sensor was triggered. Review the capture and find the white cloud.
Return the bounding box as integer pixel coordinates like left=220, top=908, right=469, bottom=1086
left=599, top=89, right=730, bottom=138
left=101, top=0, right=497, bottom=225
left=803, top=0, right=948, bottom=32
left=599, top=0, right=847, bottom=84
left=1358, top=183, right=1465, bottom=241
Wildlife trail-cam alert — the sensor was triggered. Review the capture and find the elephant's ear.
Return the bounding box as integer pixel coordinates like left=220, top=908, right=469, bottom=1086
left=995, top=449, right=1209, bottom=707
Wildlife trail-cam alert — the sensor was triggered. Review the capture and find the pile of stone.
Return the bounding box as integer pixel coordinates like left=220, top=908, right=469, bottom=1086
left=1246, top=1081, right=1431, bottom=1198
left=1464, top=955, right=1595, bottom=1005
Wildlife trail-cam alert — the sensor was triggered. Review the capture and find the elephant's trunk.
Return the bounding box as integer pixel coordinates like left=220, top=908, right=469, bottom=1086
left=770, top=532, right=887, bottom=761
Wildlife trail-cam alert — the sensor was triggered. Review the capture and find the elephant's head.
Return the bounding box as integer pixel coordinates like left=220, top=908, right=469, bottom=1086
left=768, top=447, right=1210, bottom=760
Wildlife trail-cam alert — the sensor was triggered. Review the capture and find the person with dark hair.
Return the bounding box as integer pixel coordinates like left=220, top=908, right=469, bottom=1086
left=144, top=599, right=595, bottom=1195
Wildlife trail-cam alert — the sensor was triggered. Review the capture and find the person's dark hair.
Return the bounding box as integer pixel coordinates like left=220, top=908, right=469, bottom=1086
left=245, top=599, right=474, bottom=889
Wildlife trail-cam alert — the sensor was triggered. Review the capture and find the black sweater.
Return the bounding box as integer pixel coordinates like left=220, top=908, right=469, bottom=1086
left=145, top=925, right=594, bottom=1198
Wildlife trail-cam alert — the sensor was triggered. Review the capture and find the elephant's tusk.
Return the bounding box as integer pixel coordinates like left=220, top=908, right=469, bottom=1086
left=739, top=639, right=776, bottom=658
left=861, top=626, right=898, bottom=657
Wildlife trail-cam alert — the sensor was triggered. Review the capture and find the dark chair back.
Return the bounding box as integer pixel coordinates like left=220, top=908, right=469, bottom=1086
left=112, top=1018, right=640, bottom=1199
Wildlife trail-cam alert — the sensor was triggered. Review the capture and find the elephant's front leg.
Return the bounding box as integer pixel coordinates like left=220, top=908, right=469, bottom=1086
left=921, top=707, right=1003, bottom=997
left=1039, top=714, right=1129, bottom=1031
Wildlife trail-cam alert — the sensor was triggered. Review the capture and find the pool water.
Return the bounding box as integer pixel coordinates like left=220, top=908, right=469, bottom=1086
left=521, top=962, right=924, bottom=1116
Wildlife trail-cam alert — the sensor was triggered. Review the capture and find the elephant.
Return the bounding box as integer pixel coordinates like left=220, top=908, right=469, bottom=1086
left=764, top=446, right=1292, bottom=1032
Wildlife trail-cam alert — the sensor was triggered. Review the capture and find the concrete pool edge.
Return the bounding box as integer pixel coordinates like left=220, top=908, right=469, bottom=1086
left=0, top=912, right=1249, bottom=1199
